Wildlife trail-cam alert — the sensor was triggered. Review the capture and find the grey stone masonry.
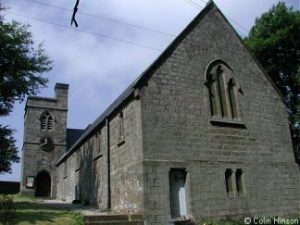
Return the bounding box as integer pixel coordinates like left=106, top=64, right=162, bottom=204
left=26, top=1, right=300, bottom=224
left=140, top=2, right=300, bottom=224
left=56, top=97, right=144, bottom=213
left=21, top=83, right=68, bottom=197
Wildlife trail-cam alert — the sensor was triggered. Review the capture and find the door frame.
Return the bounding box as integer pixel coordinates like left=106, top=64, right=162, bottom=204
left=169, top=168, right=190, bottom=218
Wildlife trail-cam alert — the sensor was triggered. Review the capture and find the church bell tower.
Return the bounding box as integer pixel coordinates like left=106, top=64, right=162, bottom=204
left=20, top=83, right=68, bottom=197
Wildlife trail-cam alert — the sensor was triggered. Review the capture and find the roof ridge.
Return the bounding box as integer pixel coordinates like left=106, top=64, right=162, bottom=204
left=56, top=1, right=220, bottom=166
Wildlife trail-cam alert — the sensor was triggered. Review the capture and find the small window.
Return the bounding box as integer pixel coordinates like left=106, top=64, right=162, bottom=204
left=118, top=112, right=125, bottom=145
left=93, top=130, right=102, bottom=160
left=235, top=169, right=244, bottom=195
left=87, top=138, right=93, bottom=152
left=225, top=169, right=233, bottom=195
left=64, top=161, right=68, bottom=178
left=96, top=129, right=101, bottom=154
left=76, top=150, right=81, bottom=171
left=40, top=112, right=54, bottom=130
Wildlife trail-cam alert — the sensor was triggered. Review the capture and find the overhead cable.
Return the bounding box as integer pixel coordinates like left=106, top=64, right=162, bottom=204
left=16, top=0, right=176, bottom=37
left=7, top=11, right=163, bottom=52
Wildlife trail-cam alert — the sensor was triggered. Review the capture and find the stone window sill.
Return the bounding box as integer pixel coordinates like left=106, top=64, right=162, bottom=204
left=237, top=192, right=246, bottom=198
left=210, top=117, right=245, bottom=128
left=227, top=192, right=246, bottom=198
left=227, top=192, right=235, bottom=198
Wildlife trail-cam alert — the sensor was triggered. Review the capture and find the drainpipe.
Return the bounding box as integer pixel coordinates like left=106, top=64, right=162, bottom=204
left=105, top=117, right=111, bottom=210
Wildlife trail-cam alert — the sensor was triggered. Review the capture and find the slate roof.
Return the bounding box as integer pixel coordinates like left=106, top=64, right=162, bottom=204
left=56, top=1, right=217, bottom=166
left=56, top=0, right=285, bottom=165
left=66, top=129, right=85, bottom=150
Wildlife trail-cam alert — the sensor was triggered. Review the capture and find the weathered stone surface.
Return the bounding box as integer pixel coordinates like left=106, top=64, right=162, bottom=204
left=21, top=83, right=68, bottom=197
left=22, top=2, right=300, bottom=225
left=140, top=3, right=300, bottom=224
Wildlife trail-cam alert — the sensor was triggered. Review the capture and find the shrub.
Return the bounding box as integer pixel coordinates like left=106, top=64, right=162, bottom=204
left=0, top=195, right=16, bottom=225
left=72, top=212, right=84, bottom=225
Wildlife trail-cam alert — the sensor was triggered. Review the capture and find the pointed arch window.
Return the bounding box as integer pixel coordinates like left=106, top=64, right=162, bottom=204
left=205, top=59, right=243, bottom=124
left=40, top=111, right=54, bottom=130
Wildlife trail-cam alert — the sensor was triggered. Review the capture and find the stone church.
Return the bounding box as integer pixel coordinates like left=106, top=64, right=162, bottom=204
left=21, top=1, right=300, bottom=224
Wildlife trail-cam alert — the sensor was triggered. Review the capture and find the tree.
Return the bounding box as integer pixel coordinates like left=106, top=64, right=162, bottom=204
left=244, top=2, right=300, bottom=162
left=0, top=126, right=18, bottom=174
left=0, top=1, right=52, bottom=174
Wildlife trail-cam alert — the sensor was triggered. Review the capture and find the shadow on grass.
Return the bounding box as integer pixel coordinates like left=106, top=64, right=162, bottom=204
left=13, top=201, right=74, bottom=225
left=15, top=211, right=73, bottom=224
left=15, top=202, right=71, bottom=211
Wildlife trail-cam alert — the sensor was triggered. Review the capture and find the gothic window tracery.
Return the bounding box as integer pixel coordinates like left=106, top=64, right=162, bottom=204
left=205, top=60, right=242, bottom=121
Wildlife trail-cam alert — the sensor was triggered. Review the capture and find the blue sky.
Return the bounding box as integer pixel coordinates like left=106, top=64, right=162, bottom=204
left=0, top=0, right=299, bottom=181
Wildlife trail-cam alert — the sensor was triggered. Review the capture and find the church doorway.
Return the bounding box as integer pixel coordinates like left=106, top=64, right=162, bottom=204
left=169, top=169, right=188, bottom=218
left=35, top=170, right=51, bottom=197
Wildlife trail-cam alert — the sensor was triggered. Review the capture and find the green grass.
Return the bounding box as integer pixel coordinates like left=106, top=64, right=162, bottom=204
left=12, top=193, right=36, bottom=203
left=14, top=211, right=75, bottom=225
left=0, top=194, right=83, bottom=225
left=198, top=219, right=245, bottom=225
left=4, top=194, right=299, bottom=225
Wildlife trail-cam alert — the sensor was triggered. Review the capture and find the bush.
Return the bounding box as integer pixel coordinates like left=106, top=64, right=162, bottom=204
left=0, top=195, right=16, bottom=225
left=72, top=212, right=84, bottom=225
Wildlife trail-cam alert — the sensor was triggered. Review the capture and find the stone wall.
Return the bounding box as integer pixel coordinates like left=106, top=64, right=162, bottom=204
left=56, top=127, right=106, bottom=205
left=140, top=4, right=300, bottom=224
left=109, top=99, right=144, bottom=213
left=21, top=84, right=68, bottom=197
left=56, top=98, right=144, bottom=213
left=54, top=3, right=300, bottom=224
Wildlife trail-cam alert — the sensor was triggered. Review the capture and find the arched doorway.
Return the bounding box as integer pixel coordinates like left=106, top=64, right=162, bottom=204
left=35, top=170, right=51, bottom=197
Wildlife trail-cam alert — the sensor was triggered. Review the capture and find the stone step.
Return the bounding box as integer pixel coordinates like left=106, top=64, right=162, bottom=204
left=85, top=215, right=129, bottom=222
left=84, top=214, right=144, bottom=225
left=86, top=221, right=144, bottom=225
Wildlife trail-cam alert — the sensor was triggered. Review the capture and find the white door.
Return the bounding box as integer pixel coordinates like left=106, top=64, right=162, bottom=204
left=169, top=170, right=188, bottom=218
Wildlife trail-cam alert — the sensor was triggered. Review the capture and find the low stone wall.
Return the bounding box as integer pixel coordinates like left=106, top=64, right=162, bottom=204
left=0, top=181, right=20, bottom=194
